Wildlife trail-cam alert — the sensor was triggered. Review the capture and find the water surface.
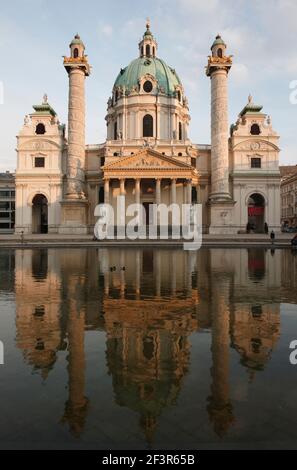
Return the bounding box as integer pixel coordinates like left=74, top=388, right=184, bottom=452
left=0, top=247, right=297, bottom=449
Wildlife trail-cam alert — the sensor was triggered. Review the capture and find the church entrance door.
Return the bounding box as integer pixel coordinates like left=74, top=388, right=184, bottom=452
left=142, top=202, right=154, bottom=225
left=247, top=193, right=265, bottom=233
left=32, top=194, right=48, bottom=234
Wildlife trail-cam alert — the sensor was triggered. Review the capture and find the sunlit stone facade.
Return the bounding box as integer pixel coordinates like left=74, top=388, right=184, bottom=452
left=14, top=22, right=281, bottom=235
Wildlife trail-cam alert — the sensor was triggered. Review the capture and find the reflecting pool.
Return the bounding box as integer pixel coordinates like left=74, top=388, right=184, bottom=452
left=0, top=247, right=297, bottom=449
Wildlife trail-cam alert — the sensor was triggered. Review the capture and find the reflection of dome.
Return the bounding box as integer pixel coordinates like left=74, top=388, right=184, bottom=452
left=114, top=57, right=182, bottom=96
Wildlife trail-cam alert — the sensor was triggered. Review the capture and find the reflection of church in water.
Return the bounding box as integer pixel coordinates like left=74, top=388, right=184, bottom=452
left=12, top=247, right=289, bottom=442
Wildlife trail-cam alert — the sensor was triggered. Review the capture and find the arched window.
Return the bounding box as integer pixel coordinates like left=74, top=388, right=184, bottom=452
left=178, top=122, right=182, bottom=140
left=114, top=89, right=118, bottom=103
left=141, top=46, right=144, bottom=56
left=35, top=123, right=46, bottom=135
left=178, top=152, right=182, bottom=156
left=143, top=80, right=153, bottom=93
left=217, top=48, right=223, bottom=58
left=73, top=48, right=79, bottom=58
left=145, top=44, right=150, bottom=57
left=177, top=90, right=181, bottom=102
left=153, top=46, right=155, bottom=56
left=251, top=123, right=261, bottom=135
left=143, top=114, right=153, bottom=137
left=114, top=121, right=117, bottom=140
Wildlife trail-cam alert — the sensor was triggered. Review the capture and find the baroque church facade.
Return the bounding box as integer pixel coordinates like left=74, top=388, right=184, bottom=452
left=15, top=21, right=281, bottom=235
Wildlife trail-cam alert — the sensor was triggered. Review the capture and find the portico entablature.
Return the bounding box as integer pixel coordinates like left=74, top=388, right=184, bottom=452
left=102, top=148, right=198, bottom=183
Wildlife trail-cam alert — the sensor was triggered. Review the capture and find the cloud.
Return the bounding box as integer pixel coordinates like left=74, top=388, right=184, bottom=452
left=230, top=63, right=249, bottom=86
left=100, top=24, right=113, bottom=37
left=177, top=0, right=220, bottom=13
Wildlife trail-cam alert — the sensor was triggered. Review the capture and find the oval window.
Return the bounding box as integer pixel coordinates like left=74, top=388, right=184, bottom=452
left=143, top=80, right=153, bottom=93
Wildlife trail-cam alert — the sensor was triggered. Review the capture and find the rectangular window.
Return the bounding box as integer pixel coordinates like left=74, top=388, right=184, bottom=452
left=0, top=223, right=10, bottom=229
left=251, top=157, right=261, bottom=168
left=35, top=157, right=45, bottom=168
left=0, top=191, right=10, bottom=198
left=0, top=202, right=9, bottom=210
left=0, top=213, right=10, bottom=218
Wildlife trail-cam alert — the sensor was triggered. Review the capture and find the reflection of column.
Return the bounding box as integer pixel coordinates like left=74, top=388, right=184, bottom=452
left=155, top=250, right=161, bottom=297
left=104, top=250, right=110, bottom=296
left=135, top=250, right=141, bottom=299
left=104, top=179, right=110, bottom=204
left=207, top=273, right=234, bottom=437
left=62, top=271, right=88, bottom=437
left=186, top=251, right=192, bottom=296
left=120, top=250, right=125, bottom=298
left=171, top=254, right=176, bottom=296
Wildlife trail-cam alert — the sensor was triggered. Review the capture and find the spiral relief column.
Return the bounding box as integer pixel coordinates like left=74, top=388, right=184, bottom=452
left=206, top=35, right=235, bottom=234
left=59, top=34, right=91, bottom=234
left=66, top=67, right=87, bottom=198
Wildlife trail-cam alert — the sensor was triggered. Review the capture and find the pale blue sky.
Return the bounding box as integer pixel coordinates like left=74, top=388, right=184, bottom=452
left=1, top=0, right=297, bottom=171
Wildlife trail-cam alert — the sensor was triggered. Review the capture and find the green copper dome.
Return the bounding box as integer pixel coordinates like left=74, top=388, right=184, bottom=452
left=211, top=34, right=226, bottom=49
left=70, top=34, right=84, bottom=47
left=113, top=57, right=182, bottom=97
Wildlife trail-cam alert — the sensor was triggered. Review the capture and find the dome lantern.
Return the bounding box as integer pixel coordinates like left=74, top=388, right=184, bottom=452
left=138, top=18, right=158, bottom=58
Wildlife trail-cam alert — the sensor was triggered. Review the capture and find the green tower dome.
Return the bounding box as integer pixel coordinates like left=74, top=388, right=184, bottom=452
left=113, top=21, right=182, bottom=97
left=113, top=57, right=182, bottom=97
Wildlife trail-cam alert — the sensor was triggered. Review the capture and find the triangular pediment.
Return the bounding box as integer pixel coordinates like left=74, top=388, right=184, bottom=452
left=103, top=149, right=193, bottom=170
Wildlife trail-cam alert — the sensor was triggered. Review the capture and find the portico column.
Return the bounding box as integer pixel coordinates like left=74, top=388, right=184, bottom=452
left=197, top=184, right=201, bottom=204
left=135, top=178, right=141, bottom=205
left=120, top=178, right=125, bottom=195
left=119, top=178, right=126, bottom=230
left=171, top=178, right=177, bottom=231
left=104, top=179, right=110, bottom=204
left=156, top=178, right=161, bottom=205
left=187, top=179, right=192, bottom=205
left=171, top=178, right=177, bottom=204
